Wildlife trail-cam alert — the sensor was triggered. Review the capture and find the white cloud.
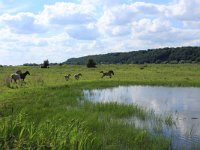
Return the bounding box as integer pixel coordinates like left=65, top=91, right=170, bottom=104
left=168, top=0, right=200, bottom=21
left=132, top=19, right=200, bottom=46
left=133, top=2, right=166, bottom=16
left=81, top=0, right=131, bottom=7
left=99, top=5, right=136, bottom=26
left=183, top=21, right=200, bottom=29
left=132, top=18, right=171, bottom=33
left=97, top=2, right=167, bottom=37
left=97, top=5, right=136, bottom=37
left=0, top=13, right=47, bottom=34
left=67, top=25, right=99, bottom=40
left=39, top=2, right=96, bottom=25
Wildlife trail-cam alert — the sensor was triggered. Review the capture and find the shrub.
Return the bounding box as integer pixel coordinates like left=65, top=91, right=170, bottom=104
left=87, top=59, right=96, bottom=68
left=41, top=60, right=49, bottom=68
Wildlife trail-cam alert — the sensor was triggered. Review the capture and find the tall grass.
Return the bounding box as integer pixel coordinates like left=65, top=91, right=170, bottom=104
left=0, top=113, right=96, bottom=149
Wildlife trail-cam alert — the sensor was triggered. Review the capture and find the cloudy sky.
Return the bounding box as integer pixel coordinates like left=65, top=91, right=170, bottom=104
left=0, top=0, right=200, bottom=65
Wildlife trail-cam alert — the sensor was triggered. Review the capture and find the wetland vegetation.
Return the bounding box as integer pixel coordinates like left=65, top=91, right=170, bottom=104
left=0, top=64, right=200, bottom=149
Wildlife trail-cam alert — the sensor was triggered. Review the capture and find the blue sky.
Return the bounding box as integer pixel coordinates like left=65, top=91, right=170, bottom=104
left=0, top=0, right=200, bottom=65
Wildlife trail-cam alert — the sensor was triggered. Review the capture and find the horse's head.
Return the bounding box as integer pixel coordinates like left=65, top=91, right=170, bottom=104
left=109, top=70, right=114, bottom=75
left=25, top=71, right=30, bottom=75
left=100, top=71, right=104, bottom=73
left=78, top=73, right=82, bottom=76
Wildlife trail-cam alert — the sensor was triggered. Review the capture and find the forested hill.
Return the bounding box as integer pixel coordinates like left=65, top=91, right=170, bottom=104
left=64, top=47, right=200, bottom=64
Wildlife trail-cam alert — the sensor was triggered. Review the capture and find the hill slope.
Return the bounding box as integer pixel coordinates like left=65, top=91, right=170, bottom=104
left=64, top=47, right=200, bottom=64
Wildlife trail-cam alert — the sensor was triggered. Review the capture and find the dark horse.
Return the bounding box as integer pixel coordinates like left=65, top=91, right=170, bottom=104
left=100, top=70, right=114, bottom=78
left=74, top=73, right=82, bottom=80
left=20, top=71, right=30, bottom=81
left=16, top=70, right=30, bottom=81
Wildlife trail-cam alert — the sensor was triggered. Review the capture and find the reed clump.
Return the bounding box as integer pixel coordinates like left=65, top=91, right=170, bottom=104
left=0, top=113, right=96, bottom=149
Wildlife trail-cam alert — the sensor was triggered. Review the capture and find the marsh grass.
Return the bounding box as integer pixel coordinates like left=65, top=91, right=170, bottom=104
left=0, top=102, right=13, bottom=117
left=1, top=64, right=200, bottom=149
left=165, top=115, right=176, bottom=126
left=0, top=113, right=96, bottom=149
left=4, top=76, right=11, bottom=88
left=81, top=101, right=147, bottom=120
left=0, top=85, right=171, bottom=149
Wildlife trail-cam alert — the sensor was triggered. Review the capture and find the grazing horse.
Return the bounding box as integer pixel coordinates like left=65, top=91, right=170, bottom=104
left=100, top=70, right=114, bottom=78
left=64, top=74, right=71, bottom=81
left=74, top=73, right=82, bottom=80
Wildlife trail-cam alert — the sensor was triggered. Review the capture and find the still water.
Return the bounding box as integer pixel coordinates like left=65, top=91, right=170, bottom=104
left=83, top=85, right=200, bottom=149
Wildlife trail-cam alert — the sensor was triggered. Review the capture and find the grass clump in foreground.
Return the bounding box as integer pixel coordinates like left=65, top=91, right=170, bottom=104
left=0, top=114, right=95, bottom=149
left=1, top=64, right=199, bottom=149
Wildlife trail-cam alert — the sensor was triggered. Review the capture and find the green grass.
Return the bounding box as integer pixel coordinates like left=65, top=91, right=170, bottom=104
left=1, top=64, right=200, bottom=149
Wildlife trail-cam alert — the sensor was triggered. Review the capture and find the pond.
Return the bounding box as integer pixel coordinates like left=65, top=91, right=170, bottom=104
left=83, top=85, right=200, bottom=149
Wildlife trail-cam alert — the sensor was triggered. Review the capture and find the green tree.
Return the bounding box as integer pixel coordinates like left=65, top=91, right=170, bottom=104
left=41, top=59, right=49, bottom=68
left=87, top=59, right=96, bottom=68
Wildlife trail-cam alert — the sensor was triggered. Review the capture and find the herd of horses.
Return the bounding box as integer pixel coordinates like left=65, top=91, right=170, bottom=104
left=10, top=70, right=114, bottom=83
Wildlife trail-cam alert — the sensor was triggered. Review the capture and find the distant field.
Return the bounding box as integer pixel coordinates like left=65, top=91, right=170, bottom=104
left=0, top=64, right=200, bottom=149
left=1, top=64, right=200, bottom=90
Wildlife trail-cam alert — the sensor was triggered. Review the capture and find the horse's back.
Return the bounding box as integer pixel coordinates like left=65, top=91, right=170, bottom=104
left=11, top=73, right=19, bottom=78
left=10, top=73, right=21, bottom=82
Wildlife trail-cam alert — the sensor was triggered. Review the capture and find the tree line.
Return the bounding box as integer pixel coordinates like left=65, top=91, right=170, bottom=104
left=64, top=47, right=200, bottom=65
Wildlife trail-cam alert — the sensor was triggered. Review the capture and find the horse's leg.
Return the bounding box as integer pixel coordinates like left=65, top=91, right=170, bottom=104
left=22, top=79, right=26, bottom=84
left=20, top=79, right=24, bottom=85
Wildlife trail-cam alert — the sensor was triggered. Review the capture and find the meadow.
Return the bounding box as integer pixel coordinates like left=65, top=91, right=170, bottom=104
left=0, top=64, right=200, bottom=149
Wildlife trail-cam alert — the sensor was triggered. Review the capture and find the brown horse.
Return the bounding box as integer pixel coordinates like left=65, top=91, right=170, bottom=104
left=100, top=70, right=114, bottom=78
left=74, top=73, right=82, bottom=80
left=64, top=74, right=71, bottom=81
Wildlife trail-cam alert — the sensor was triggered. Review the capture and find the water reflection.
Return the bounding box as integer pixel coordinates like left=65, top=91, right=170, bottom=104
left=83, top=85, right=200, bottom=149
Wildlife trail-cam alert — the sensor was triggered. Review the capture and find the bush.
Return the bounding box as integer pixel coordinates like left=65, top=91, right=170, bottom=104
left=87, top=59, right=96, bottom=68
left=41, top=60, right=49, bottom=68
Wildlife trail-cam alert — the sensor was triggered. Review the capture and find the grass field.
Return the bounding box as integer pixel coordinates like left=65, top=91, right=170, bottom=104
left=0, top=64, right=200, bottom=149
